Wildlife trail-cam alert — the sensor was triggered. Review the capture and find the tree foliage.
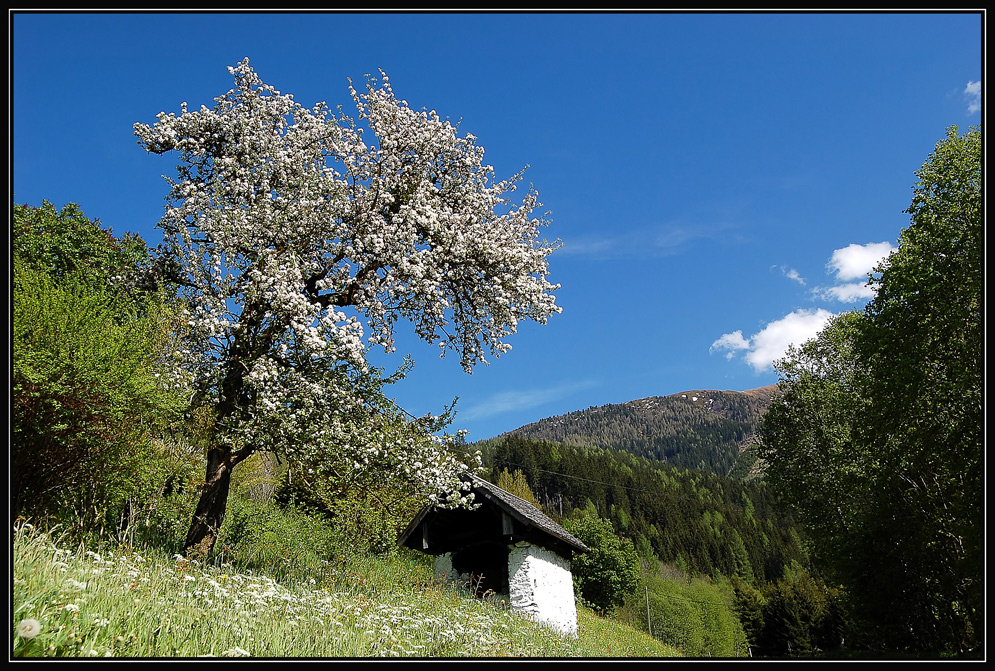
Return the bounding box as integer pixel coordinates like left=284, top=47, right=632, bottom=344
left=755, top=312, right=866, bottom=565
left=564, top=511, right=640, bottom=614
left=480, top=436, right=808, bottom=582
left=495, top=468, right=542, bottom=508
left=508, top=388, right=776, bottom=477
left=134, top=59, right=561, bottom=554
left=12, top=200, right=151, bottom=291
left=757, top=126, right=982, bottom=656
left=632, top=574, right=749, bottom=657
left=12, top=202, right=184, bottom=532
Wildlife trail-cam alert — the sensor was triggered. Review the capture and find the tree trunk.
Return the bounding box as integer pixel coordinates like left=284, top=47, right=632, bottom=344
left=183, top=306, right=265, bottom=557
left=184, top=446, right=234, bottom=557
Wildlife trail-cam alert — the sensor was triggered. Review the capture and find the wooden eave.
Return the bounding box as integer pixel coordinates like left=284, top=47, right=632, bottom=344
left=398, top=474, right=588, bottom=559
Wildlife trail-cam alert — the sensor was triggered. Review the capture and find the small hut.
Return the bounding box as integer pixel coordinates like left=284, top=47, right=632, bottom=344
left=398, top=474, right=588, bottom=637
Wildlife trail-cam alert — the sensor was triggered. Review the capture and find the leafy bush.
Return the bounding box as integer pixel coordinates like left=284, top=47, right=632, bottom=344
left=12, top=262, right=184, bottom=533
left=12, top=199, right=196, bottom=548
left=625, top=574, right=748, bottom=657
left=116, top=434, right=205, bottom=553
left=564, top=512, right=640, bottom=614
left=755, top=572, right=847, bottom=657
left=274, top=466, right=425, bottom=558
left=215, top=493, right=345, bottom=582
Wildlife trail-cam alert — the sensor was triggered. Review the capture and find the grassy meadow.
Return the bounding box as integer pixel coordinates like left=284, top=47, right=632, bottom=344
left=11, top=523, right=679, bottom=659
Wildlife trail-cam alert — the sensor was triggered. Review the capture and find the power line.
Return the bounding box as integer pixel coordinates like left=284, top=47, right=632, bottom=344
left=494, top=459, right=668, bottom=496
left=491, top=458, right=757, bottom=510
left=651, top=590, right=736, bottom=608
left=492, top=461, right=754, bottom=606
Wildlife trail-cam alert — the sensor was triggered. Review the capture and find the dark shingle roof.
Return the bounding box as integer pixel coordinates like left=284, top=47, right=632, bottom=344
left=466, top=475, right=589, bottom=553
left=398, top=473, right=589, bottom=556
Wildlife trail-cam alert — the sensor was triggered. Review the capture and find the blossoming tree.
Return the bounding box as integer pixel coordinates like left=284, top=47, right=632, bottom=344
left=135, top=59, right=561, bottom=555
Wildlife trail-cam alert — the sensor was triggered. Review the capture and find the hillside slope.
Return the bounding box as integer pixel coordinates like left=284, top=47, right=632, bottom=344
left=505, top=385, right=779, bottom=478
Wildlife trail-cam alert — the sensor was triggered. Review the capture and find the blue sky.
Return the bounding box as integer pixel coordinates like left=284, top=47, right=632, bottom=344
left=11, top=11, right=983, bottom=442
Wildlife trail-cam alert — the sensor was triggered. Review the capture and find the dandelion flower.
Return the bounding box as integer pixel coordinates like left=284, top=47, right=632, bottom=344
left=17, top=619, right=41, bottom=639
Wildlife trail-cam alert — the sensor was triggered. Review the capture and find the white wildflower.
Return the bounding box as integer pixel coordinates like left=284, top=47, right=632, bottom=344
left=16, top=619, right=41, bottom=639
left=221, top=646, right=251, bottom=657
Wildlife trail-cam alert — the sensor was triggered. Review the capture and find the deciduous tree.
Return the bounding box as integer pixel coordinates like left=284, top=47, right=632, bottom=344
left=134, top=59, right=561, bottom=555
left=757, top=126, right=982, bottom=656
left=12, top=203, right=184, bottom=530
left=565, top=512, right=640, bottom=614
left=495, top=468, right=542, bottom=508
left=13, top=200, right=150, bottom=290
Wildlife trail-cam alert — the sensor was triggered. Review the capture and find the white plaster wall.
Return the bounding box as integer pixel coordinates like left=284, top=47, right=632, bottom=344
left=433, top=552, right=469, bottom=588
left=508, top=542, right=579, bottom=637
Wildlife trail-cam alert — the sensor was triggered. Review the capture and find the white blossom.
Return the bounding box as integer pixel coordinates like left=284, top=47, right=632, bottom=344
left=134, top=59, right=560, bottom=504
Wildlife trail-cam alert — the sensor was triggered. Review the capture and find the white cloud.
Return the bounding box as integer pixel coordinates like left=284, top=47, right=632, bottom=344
left=459, top=380, right=599, bottom=421
left=821, top=282, right=875, bottom=302
left=709, top=330, right=750, bottom=359
left=560, top=222, right=737, bottom=259
left=711, top=308, right=836, bottom=373
left=827, top=241, right=895, bottom=281
left=715, top=242, right=890, bottom=373
left=811, top=241, right=895, bottom=302
left=781, top=266, right=805, bottom=285
left=965, top=80, right=981, bottom=114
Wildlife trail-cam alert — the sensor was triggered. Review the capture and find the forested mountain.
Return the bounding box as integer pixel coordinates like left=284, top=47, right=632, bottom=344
left=474, top=436, right=808, bottom=583
left=504, top=386, right=779, bottom=478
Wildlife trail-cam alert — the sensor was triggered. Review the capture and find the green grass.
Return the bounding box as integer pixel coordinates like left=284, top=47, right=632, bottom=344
left=12, top=523, right=678, bottom=658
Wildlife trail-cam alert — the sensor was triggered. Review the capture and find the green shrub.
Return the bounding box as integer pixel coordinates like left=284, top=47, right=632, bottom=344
left=564, top=511, right=640, bottom=614
left=12, top=262, right=184, bottom=534
left=624, top=574, right=748, bottom=657
left=751, top=572, right=848, bottom=657
left=274, top=468, right=424, bottom=558
left=12, top=199, right=190, bottom=543
left=115, top=434, right=205, bottom=553
left=215, top=493, right=345, bottom=582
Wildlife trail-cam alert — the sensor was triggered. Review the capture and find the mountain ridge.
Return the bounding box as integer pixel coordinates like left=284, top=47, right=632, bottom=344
left=501, top=385, right=780, bottom=478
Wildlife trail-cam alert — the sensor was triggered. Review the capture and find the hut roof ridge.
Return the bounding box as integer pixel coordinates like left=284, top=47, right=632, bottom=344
left=466, top=474, right=589, bottom=553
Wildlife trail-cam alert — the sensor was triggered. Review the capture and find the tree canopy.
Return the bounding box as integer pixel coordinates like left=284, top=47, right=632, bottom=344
left=134, top=59, right=561, bottom=554
left=757, top=125, right=982, bottom=656
left=564, top=511, right=640, bottom=614
left=12, top=202, right=184, bottom=530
